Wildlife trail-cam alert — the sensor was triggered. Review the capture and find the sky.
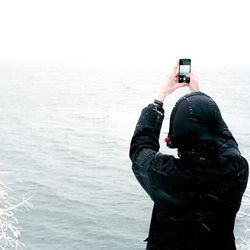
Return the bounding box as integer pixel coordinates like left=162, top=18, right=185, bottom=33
left=0, top=0, right=249, bottom=68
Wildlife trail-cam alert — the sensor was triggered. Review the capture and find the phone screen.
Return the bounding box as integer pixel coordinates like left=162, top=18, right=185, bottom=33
left=178, top=59, right=191, bottom=83
left=179, top=59, right=191, bottom=75
left=179, top=65, right=191, bottom=75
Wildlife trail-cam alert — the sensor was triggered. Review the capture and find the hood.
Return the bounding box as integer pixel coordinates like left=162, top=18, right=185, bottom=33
left=167, top=92, right=228, bottom=150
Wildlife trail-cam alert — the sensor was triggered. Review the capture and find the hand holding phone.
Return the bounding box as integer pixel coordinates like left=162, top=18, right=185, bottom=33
left=178, top=59, right=191, bottom=83
left=155, top=62, right=189, bottom=102
left=186, top=72, right=200, bottom=92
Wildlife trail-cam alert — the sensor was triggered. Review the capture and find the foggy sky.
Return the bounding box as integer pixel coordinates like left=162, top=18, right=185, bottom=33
left=0, top=0, right=249, bottom=68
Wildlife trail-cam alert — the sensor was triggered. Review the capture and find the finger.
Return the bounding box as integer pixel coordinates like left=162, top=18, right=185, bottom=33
left=172, top=60, right=179, bottom=74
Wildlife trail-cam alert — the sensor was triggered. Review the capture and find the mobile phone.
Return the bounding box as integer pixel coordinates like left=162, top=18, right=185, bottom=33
left=178, top=59, right=191, bottom=83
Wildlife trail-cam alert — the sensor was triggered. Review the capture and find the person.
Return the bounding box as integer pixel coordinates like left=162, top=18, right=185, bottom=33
left=129, top=62, right=249, bottom=250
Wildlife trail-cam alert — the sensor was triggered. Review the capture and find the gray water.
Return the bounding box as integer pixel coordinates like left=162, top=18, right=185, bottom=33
left=0, top=62, right=249, bottom=250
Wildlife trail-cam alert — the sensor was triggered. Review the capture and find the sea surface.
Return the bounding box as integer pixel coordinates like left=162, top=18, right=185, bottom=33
left=0, top=62, right=249, bottom=250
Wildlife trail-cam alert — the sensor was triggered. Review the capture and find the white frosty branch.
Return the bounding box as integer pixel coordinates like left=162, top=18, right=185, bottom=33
left=0, top=177, right=32, bottom=250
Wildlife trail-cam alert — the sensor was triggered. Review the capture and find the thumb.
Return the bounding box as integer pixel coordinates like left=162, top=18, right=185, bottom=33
left=179, top=82, right=189, bottom=87
left=176, top=82, right=189, bottom=89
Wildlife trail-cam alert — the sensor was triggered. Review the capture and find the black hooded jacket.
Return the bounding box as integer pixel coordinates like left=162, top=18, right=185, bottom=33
left=129, top=92, right=248, bottom=250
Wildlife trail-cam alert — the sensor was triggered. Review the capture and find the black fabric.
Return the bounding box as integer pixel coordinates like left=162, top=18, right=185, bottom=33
left=167, top=92, right=228, bottom=149
left=129, top=93, right=249, bottom=250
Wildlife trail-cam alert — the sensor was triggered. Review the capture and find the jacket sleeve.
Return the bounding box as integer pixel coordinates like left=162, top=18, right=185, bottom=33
left=129, top=103, right=165, bottom=196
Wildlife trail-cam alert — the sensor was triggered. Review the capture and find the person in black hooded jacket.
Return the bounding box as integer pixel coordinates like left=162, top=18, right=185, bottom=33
left=129, top=62, right=249, bottom=250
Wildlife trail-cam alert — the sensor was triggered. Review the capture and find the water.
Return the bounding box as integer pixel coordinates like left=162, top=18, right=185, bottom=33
left=0, top=62, right=249, bottom=249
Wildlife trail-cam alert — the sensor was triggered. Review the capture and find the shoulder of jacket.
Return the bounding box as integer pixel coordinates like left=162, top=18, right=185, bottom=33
left=149, top=152, right=178, bottom=175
